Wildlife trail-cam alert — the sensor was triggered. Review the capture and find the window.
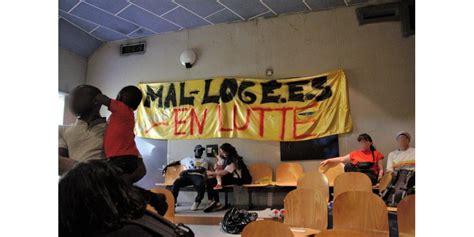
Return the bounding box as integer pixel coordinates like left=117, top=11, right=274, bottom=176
left=59, top=93, right=66, bottom=125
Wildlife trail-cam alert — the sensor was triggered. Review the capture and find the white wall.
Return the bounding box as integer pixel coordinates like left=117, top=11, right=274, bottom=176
left=86, top=6, right=414, bottom=203
left=59, top=47, right=87, bottom=93
left=59, top=47, right=88, bottom=124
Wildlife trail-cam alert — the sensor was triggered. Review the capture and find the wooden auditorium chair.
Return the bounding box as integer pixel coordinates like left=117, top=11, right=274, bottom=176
left=275, top=162, right=304, bottom=186
left=243, top=163, right=274, bottom=209
left=241, top=220, right=293, bottom=237
left=333, top=172, right=372, bottom=200
left=318, top=162, right=345, bottom=187
left=333, top=191, right=389, bottom=232
left=297, top=171, right=330, bottom=202
left=284, top=189, right=328, bottom=231
left=397, top=195, right=415, bottom=235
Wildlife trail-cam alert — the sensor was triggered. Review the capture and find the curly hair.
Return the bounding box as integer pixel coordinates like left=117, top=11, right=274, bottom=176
left=59, top=159, right=146, bottom=236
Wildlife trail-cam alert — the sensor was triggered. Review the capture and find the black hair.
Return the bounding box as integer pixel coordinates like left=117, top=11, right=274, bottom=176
left=59, top=159, right=146, bottom=237
left=117, top=86, right=143, bottom=110
left=75, top=84, right=102, bottom=97
left=357, top=133, right=376, bottom=151
left=220, top=143, right=241, bottom=168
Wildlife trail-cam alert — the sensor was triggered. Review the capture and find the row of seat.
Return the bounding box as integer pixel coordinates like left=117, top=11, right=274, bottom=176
left=148, top=188, right=415, bottom=236
left=150, top=171, right=415, bottom=235
left=242, top=191, right=415, bottom=237
left=156, top=162, right=395, bottom=209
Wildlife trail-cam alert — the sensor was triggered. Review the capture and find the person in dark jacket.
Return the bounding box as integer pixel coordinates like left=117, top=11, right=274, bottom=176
left=59, top=159, right=167, bottom=237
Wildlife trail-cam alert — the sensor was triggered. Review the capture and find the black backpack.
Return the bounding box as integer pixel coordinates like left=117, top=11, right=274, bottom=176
left=380, top=169, right=415, bottom=207
left=221, top=208, right=258, bottom=234
left=122, top=211, right=194, bottom=237
left=235, top=157, right=252, bottom=185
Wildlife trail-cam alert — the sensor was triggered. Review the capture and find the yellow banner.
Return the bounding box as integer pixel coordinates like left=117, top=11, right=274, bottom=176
left=135, top=69, right=352, bottom=141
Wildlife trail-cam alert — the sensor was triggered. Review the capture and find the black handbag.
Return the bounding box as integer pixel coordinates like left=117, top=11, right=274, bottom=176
left=221, top=208, right=258, bottom=234
left=355, top=149, right=376, bottom=170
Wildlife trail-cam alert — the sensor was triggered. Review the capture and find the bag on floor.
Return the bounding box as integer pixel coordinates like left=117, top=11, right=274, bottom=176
left=124, top=211, right=194, bottom=237
left=221, top=208, right=258, bottom=234
left=381, top=169, right=415, bottom=207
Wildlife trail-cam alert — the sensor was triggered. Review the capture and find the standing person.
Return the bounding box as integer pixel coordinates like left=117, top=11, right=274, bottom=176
left=204, top=143, right=247, bottom=213
left=95, top=85, right=145, bottom=184
left=386, top=131, right=415, bottom=172
left=163, top=145, right=210, bottom=211
left=320, top=133, right=384, bottom=185
left=59, top=85, right=107, bottom=175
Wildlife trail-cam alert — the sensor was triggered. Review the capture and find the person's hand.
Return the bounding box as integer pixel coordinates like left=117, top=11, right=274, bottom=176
left=94, top=94, right=110, bottom=106
left=378, top=172, right=384, bottom=181
left=320, top=160, right=329, bottom=167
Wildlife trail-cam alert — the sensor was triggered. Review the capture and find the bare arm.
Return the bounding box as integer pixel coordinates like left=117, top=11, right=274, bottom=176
left=320, top=154, right=350, bottom=167
left=95, top=94, right=111, bottom=107
left=377, top=159, right=384, bottom=180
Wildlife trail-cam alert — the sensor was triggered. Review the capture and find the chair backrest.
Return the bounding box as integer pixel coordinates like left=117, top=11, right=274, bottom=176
left=333, top=191, right=389, bottom=232
left=397, top=195, right=415, bottom=235
left=248, top=163, right=273, bottom=184
left=297, top=171, right=330, bottom=202
left=148, top=188, right=175, bottom=223
left=318, top=229, right=378, bottom=237
left=241, top=220, right=293, bottom=237
left=163, top=165, right=185, bottom=185
left=276, top=163, right=304, bottom=185
left=318, top=163, right=345, bottom=186
left=378, top=171, right=393, bottom=193
left=284, top=189, right=328, bottom=230
left=333, top=172, right=372, bottom=199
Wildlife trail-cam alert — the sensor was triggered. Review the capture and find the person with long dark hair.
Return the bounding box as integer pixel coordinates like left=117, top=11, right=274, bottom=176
left=59, top=159, right=166, bottom=237
left=320, top=133, right=384, bottom=184
left=203, top=143, right=243, bottom=212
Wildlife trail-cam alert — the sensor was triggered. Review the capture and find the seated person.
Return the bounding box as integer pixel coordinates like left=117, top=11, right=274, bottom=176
left=59, top=159, right=168, bottom=237
left=204, top=143, right=244, bottom=213
left=386, top=131, right=415, bottom=172
left=320, top=133, right=384, bottom=185
left=95, top=86, right=146, bottom=184
left=59, top=85, right=107, bottom=175
left=212, top=151, right=225, bottom=190
left=163, top=145, right=210, bottom=211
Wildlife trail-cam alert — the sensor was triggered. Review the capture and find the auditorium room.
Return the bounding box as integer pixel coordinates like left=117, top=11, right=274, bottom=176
left=54, top=0, right=418, bottom=236
left=11, top=0, right=474, bottom=235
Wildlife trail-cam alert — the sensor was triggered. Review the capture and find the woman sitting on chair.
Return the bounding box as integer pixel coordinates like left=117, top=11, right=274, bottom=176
left=320, top=133, right=384, bottom=185
left=204, top=143, right=244, bottom=212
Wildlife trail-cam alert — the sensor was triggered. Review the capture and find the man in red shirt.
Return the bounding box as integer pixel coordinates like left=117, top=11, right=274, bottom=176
left=95, top=85, right=145, bottom=183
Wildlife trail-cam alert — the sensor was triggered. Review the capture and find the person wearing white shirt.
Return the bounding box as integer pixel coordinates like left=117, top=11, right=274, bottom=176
left=163, top=145, right=210, bottom=211
left=386, top=131, right=415, bottom=172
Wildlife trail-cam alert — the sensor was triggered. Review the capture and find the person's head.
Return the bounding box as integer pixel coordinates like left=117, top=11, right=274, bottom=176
left=194, top=145, right=205, bottom=158
left=357, top=133, right=375, bottom=151
left=219, top=143, right=238, bottom=160
left=70, top=85, right=102, bottom=117
left=396, top=131, right=411, bottom=150
left=59, top=159, right=146, bottom=236
left=116, top=86, right=143, bottom=110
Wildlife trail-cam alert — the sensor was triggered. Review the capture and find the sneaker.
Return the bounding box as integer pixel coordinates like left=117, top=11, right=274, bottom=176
left=213, top=184, right=223, bottom=190
left=191, top=202, right=200, bottom=211
left=203, top=201, right=217, bottom=213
